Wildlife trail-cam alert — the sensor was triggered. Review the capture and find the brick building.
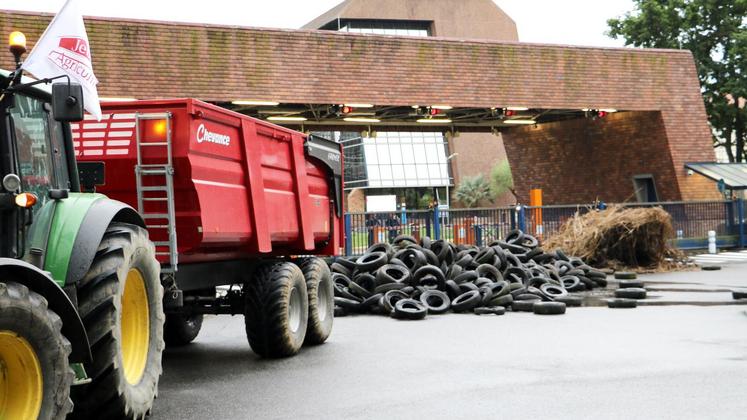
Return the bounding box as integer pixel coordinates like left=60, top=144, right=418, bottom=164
left=0, top=4, right=719, bottom=208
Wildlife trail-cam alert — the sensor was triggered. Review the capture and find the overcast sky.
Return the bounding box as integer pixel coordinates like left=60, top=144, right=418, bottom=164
left=3, top=0, right=636, bottom=48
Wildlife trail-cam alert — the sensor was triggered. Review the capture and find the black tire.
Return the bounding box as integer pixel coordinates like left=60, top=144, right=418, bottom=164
left=614, top=288, right=647, bottom=299
left=334, top=297, right=362, bottom=312
left=533, top=301, right=566, bottom=315
left=444, top=280, right=461, bottom=299
left=164, top=313, right=203, bottom=346
left=380, top=290, right=409, bottom=314
left=451, top=290, right=482, bottom=312
left=614, top=271, right=638, bottom=280
left=607, top=298, right=637, bottom=308
left=701, top=265, right=721, bottom=271
left=356, top=252, right=388, bottom=272
left=489, top=291, right=514, bottom=306
left=245, top=262, right=308, bottom=358
left=474, top=306, right=506, bottom=315
left=732, top=291, right=747, bottom=300
left=376, top=264, right=411, bottom=285
left=540, top=283, right=568, bottom=299
left=412, top=265, right=446, bottom=289
left=618, top=280, right=644, bottom=289
left=360, top=293, right=384, bottom=311
left=0, top=281, right=74, bottom=420
left=419, top=290, right=451, bottom=314
left=374, top=282, right=407, bottom=294
left=299, top=258, right=334, bottom=346
left=511, top=300, right=536, bottom=312
left=73, top=223, right=164, bottom=419
left=554, top=295, right=583, bottom=307
left=392, top=299, right=428, bottom=320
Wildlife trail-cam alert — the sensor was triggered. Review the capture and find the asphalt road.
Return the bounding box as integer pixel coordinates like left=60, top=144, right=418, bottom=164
left=153, top=308, right=747, bottom=418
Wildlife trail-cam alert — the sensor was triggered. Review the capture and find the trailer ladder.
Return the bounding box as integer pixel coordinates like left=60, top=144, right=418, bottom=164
left=134, top=112, right=178, bottom=273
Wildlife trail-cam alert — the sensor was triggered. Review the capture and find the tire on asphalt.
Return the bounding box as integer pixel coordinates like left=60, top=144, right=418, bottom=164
left=554, top=295, right=583, bottom=307
left=72, top=222, right=164, bottom=419
left=381, top=290, right=410, bottom=314
left=164, top=313, right=204, bottom=347
left=0, top=281, right=74, bottom=420
left=392, top=299, right=428, bottom=320
left=245, top=262, right=308, bottom=358
left=419, top=290, right=451, bottom=315
left=607, top=298, right=638, bottom=308
left=451, top=290, right=482, bottom=312
left=533, top=301, right=566, bottom=315
left=511, top=300, right=536, bottom=312
left=701, top=265, right=721, bottom=271
left=614, top=288, right=647, bottom=299
left=299, top=257, right=334, bottom=345
left=618, top=280, right=644, bottom=289
left=474, top=306, right=506, bottom=315
left=733, top=290, right=747, bottom=300
left=614, top=271, right=638, bottom=280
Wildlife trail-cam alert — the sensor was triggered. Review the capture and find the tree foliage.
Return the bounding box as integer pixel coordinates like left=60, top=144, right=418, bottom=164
left=489, top=159, right=517, bottom=200
left=454, top=175, right=494, bottom=208
left=608, top=0, right=747, bottom=161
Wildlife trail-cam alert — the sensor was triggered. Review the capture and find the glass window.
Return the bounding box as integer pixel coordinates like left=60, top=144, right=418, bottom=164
left=10, top=94, right=56, bottom=209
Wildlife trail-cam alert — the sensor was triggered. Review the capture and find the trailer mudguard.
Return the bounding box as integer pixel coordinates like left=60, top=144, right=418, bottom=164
left=44, top=193, right=145, bottom=287
left=0, top=258, right=91, bottom=363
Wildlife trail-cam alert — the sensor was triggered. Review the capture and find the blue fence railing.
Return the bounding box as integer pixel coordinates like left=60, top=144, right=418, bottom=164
left=344, top=200, right=744, bottom=255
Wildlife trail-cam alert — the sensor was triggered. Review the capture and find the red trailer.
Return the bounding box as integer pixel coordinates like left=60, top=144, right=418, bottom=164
left=74, top=99, right=342, bottom=357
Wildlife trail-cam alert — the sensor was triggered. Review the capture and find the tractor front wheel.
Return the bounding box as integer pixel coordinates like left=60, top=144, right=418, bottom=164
left=0, top=281, right=74, bottom=420
left=72, top=223, right=164, bottom=419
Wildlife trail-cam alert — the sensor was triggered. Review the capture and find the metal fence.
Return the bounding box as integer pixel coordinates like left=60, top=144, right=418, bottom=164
left=344, top=200, right=745, bottom=255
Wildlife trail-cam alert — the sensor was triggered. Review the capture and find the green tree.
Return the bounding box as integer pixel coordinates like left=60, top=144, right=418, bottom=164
left=454, top=175, right=494, bottom=208
left=489, top=159, right=517, bottom=201
left=608, top=0, right=747, bottom=161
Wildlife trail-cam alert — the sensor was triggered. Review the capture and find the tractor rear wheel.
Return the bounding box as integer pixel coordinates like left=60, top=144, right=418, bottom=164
left=244, top=262, right=308, bottom=358
left=0, top=281, right=74, bottom=420
left=72, top=223, right=164, bottom=419
left=164, top=313, right=203, bottom=346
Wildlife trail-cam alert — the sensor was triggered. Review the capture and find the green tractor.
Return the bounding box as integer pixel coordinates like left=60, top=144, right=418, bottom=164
left=0, top=32, right=164, bottom=419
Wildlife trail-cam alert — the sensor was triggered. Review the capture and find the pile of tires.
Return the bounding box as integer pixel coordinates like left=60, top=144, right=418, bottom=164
left=331, top=230, right=608, bottom=320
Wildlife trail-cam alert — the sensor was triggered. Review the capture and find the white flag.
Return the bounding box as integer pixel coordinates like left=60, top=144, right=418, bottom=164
left=22, top=0, right=102, bottom=120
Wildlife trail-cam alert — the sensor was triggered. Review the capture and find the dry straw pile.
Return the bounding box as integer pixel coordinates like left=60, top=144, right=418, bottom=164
left=544, top=205, right=683, bottom=270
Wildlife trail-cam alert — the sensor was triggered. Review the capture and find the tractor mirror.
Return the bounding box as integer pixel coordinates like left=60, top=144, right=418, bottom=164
left=51, top=82, right=84, bottom=122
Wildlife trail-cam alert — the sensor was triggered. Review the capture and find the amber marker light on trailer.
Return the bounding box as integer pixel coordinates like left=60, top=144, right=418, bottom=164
left=15, top=192, right=37, bottom=208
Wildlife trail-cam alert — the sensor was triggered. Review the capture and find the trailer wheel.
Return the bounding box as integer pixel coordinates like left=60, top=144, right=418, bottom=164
left=164, top=313, right=203, bottom=347
left=244, top=262, right=308, bottom=358
left=72, top=223, right=164, bottom=419
left=299, top=258, right=334, bottom=345
left=0, top=281, right=74, bottom=420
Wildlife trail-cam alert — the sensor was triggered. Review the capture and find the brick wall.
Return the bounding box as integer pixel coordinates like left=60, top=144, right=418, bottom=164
left=502, top=111, right=720, bottom=204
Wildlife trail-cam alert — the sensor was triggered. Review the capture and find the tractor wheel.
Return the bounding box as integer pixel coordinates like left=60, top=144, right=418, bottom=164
left=244, top=262, right=308, bottom=358
left=164, top=313, right=203, bottom=347
left=0, top=281, right=74, bottom=420
left=299, top=258, right=334, bottom=345
left=72, top=223, right=164, bottom=419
